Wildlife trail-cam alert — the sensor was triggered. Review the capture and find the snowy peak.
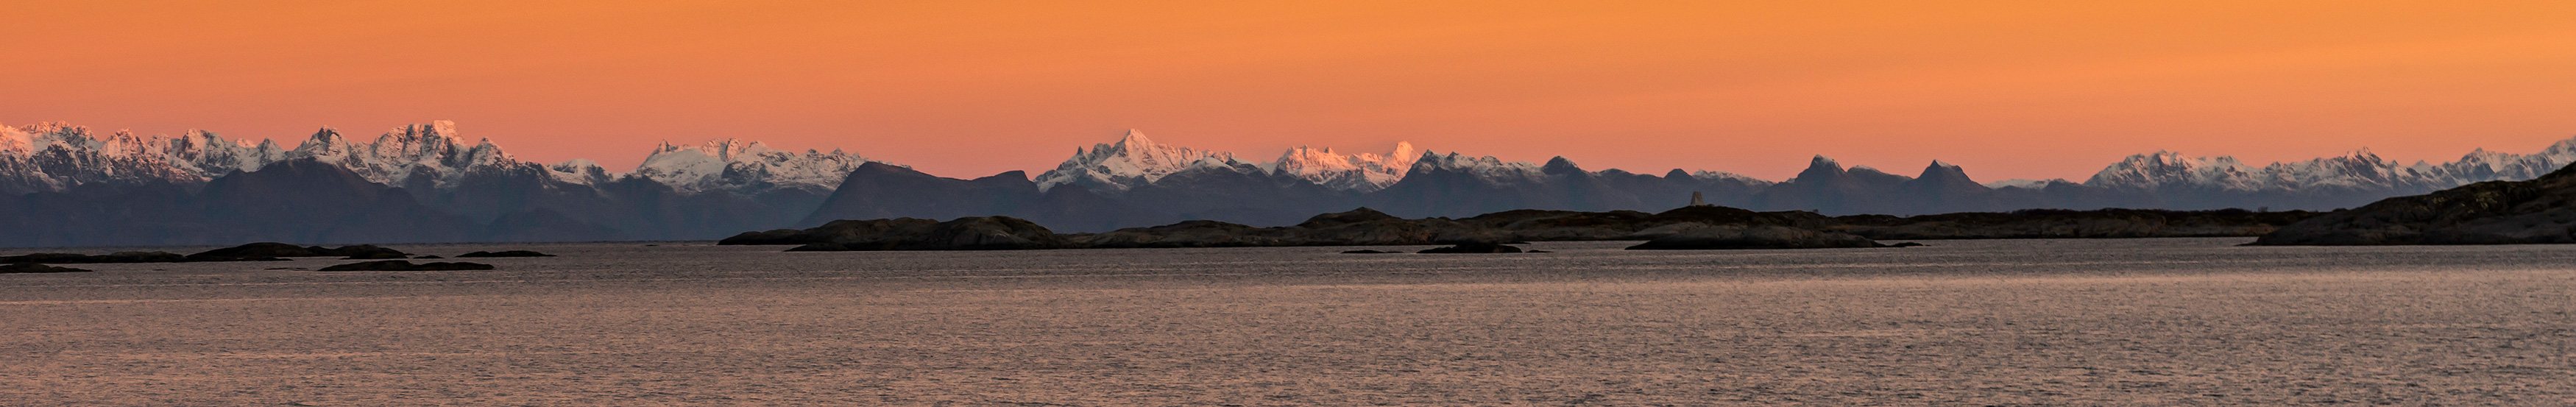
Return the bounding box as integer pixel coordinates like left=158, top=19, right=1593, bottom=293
left=0, top=120, right=887, bottom=196
left=1407, top=151, right=1547, bottom=184
left=2085, top=150, right=2257, bottom=191
left=1688, top=170, right=1772, bottom=185
left=1270, top=141, right=1421, bottom=192
left=1791, top=155, right=1847, bottom=182
left=1982, top=179, right=2061, bottom=189
left=1034, top=130, right=1249, bottom=192
left=283, top=121, right=544, bottom=188
left=0, top=121, right=289, bottom=191
left=1916, top=160, right=1973, bottom=183
left=2083, top=136, right=2576, bottom=192
left=633, top=138, right=875, bottom=194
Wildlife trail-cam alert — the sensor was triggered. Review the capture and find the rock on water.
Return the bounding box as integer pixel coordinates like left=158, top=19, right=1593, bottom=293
left=1417, top=242, right=1526, bottom=253
left=0, top=263, right=92, bottom=273
left=457, top=250, right=554, bottom=258
left=0, top=252, right=185, bottom=263
left=2253, top=162, right=2576, bottom=245
left=1626, top=225, right=1887, bottom=249
left=316, top=261, right=495, bottom=272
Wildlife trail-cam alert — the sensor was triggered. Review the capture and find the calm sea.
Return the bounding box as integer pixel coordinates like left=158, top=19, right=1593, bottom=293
left=6, top=238, right=2573, bottom=405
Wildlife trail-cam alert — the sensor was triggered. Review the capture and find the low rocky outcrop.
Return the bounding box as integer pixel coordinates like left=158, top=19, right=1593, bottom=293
left=1830, top=208, right=2315, bottom=239
left=1076, top=220, right=1289, bottom=248
left=2253, top=163, right=2576, bottom=245
left=764, top=216, right=1068, bottom=251
left=185, top=243, right=410, bottom=261
left=729, top=205, right=2314, bottom=252
left=316, top=261, right=495, bottom=272
left=1625, top=225, right=1888, bottom=249
left=2, top=244, right=413, bottom=263
left=0, top=251, right=186, bottom=263
left=1418, top=242, right=1526, bottom=253
left=1, top=263, right=93, bottom=274
left=456, top=250, right=555, bottom=258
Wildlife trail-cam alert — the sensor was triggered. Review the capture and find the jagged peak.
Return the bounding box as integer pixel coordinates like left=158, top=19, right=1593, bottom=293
left=633, top=137, right=872, bottom=194
left=306, top=127, right=345, bottom=143
left=1117, top=128, right=1153, bottom=146
left=1034, top=129, right=1247, bottom=192
left=1917, top=160, right=1971, bottom=180
left=1540, top=156, right=1584, bottom=174
left=1792, top=155, right=1847, bottom=181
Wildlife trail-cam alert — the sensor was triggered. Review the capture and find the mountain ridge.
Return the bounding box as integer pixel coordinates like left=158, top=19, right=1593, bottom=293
left=8, top=119, right=2575, bottom=245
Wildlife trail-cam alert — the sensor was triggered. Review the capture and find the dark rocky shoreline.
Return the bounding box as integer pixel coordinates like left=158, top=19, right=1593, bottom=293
left=2252, top=162, right=2576, bottom=246
left=1, top=243, right=533, bottom=270
left=726, top=205, right=2319, bottom=251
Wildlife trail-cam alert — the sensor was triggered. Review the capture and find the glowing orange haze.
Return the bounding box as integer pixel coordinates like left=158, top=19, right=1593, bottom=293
left=7, top=1, right=2575, bottom=181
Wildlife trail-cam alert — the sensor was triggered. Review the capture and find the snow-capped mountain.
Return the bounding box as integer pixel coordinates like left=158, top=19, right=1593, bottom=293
left=1406, top=152, right=1549, bottom=184
left=2086, top=138, right=2576, bottom=192
left=630, top=138, right=877, bottom=194
left=1687, top=170, right=1773, bottom=185
left=1034, top=130, right=1253, bottom=192
left=1, top=120, right=886, bottom=197
left=0, top=121, right=559, bottom=191
left=1029, top=130, right=1780, bottom=195
left=1982, top=179, right=2061, bottom=189
left=1270, top=142, right=1420, bottom=192
left=289, top=121, right=544, bottom=188
left=1, top=122, right=290, bottom=193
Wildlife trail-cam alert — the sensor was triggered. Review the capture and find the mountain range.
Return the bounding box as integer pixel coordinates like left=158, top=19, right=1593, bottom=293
left=5, top=120, right=2571, bottom=247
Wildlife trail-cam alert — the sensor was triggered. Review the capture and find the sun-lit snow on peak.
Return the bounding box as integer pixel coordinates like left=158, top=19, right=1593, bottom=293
left=287, top=121, right=530, bottom=188
left=1688, top=170, right=1774, bottom=185
left=2083, top=136, right=2576, bottom=193
left=1408, top=151, right=1549, bottom=184
left=1270, top=141, right=1422, bottom=192
left=547, top=158, right=614, bottom=185
left=0, top=121, right=292, bottom=192
left=2084, top=150, right=2260, bottom=191
left=1034, top=130, right=1249, bottom=192
left=1983, top=179, right=2059, bottom=189
left=633, top=138, right=876, bottom=194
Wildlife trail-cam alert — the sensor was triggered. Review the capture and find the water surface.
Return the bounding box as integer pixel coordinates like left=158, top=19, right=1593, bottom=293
left=5, top=238, right=2572, bottom=406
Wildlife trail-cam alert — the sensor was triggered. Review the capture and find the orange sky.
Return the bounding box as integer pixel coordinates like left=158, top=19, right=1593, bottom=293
left=7, top=1, right=2575, bottom=181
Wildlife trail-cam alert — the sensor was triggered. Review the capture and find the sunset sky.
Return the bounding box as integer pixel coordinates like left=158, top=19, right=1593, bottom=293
left=7, top=1, right=2575, bottom=181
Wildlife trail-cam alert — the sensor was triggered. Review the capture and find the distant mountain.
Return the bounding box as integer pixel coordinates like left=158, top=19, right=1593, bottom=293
left=630, top=138, right=877, bottom=195
left=0, top=121, right=868, bottom=245
left=6, top=119, right=2573, bottom=245
left=1270, top=141, right=1420, bottom=192
left=1033, top=130, right=1250, bottom=193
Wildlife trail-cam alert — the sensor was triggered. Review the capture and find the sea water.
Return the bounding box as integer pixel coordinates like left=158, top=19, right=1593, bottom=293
left=5, top=238, right=2573, bottom=405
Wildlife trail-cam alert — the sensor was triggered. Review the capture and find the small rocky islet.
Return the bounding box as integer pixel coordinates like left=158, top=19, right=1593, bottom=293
left=0, top=243, right=546, bottom=271
left=0, top=263, right=92, bottom=274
